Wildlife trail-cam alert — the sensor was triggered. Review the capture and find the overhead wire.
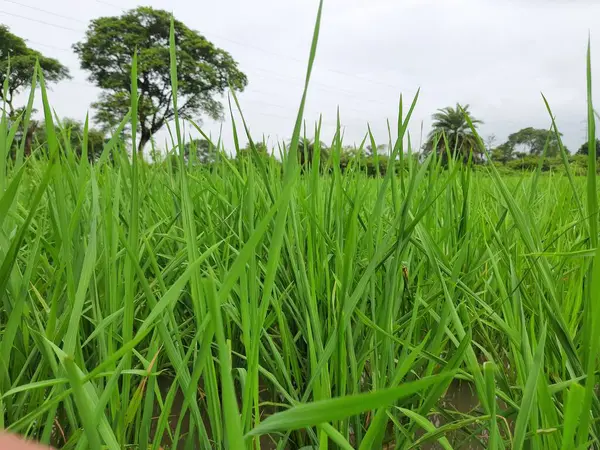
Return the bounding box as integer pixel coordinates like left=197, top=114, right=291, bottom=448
left=93, top=0, right=125, bottom=10
left=1, top=0, right=398, bottom=132
left=19, top=36, right=396, bottom=112
left=1, top=0, right=82, bottom=23
left=1, top=0, right=404, bottom=94
left=24, top=40, right=72, bottom=52
left=0, top=10, right=84, bottom=32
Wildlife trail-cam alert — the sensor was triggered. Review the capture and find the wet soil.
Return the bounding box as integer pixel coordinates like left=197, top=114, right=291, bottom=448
left=152, top=377, right=510, bottom=449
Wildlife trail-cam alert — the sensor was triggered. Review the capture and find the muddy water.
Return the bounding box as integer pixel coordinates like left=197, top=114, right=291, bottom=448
left=153, top=377, right=501, bottom=449
left=152, top=377, right=279, bottom=450
left=420, top=380, right=486, bottom=449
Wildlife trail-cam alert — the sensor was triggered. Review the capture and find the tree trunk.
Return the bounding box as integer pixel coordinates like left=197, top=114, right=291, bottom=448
left=24, top=121, right=38, bottom=157
left=138, top=129, right=151, bottom=159
left=6, top=92, right=15, bottom=119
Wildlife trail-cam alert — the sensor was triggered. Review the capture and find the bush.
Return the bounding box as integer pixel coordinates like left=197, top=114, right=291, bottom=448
left=496, top=154, right=600, bottom=175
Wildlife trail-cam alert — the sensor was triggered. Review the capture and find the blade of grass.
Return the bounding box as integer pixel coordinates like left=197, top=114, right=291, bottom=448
left=513, top=323, right=547, bottom=450
left=246, top=373, right=453, bottom=437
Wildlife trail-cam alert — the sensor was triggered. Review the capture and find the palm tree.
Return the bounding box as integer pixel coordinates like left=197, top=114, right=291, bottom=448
left=424, top=103, right=483, bottom=163
left=292, top=137, right=328, bottom=168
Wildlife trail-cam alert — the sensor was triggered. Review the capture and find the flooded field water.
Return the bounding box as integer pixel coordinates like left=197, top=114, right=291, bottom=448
left=152, top=377, right=511, bottom=449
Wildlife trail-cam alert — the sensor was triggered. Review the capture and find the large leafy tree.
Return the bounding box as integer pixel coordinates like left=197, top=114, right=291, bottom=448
left=490, top=143, right=515, bottom=164
left=184, top=138, right=218, bottom=164
left=296, top=137, right=328, bottom=168
left=73, top=7, right=248, bottom=153
left=577, top=139, right=600, bottom=156
left=33, top=118, right=106, bottom=161
left=238, top=141, right=269, bottom=159
left=166, top=138, right=218, bottom=168
left=0, top=25, right=70, bottom=116
left=424, top=103, right=483, bottom=163
left=366, top=143, right=386, bottom=156
left=502, top=127, right=562, bottom=157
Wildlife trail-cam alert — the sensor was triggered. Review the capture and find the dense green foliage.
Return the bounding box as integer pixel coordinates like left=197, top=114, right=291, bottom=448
left=31, top=118, right=106, bottom=161
left=502, top=127, right=562, bottom=157
left=3, top=104, right=600, bottom=449
left=577, top=138, right=600, bottom=155
left=73, top=6, right=248, bottom=152
left=0, top=25, right=70, bottom=116
left=423, top=103, right=483, bottom=163
left=2, top=6, right=600, bottom=450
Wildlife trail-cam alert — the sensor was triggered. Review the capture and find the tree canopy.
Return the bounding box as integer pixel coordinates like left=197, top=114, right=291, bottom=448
left=295, top=137, right=328, bottom=168
left=490, top=143, right=515, bottom=164
left=73, top=7, right=248, bottom=153
left=33, top=118, right=106, bottom=161
left=0, top=25, right=70, bottom=116
left=502, top=127, right=561, bottom=157
left=577, top=139, right=600, bottom=156
left=184, top=138, right=218, bottom=164
left=366, top=143, right=387, bottom=156
left=238, top=141, right=269, bottom=158
left=423, top=103, right=483, bottom=163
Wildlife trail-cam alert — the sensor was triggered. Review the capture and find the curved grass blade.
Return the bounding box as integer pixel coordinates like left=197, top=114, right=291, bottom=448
left=513, top=323, right=547, bottom=450
left=246, top=374, right=453, bottom=438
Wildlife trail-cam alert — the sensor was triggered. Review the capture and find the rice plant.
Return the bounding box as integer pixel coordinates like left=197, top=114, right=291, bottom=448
left=1, top=3, right=600, bottom=449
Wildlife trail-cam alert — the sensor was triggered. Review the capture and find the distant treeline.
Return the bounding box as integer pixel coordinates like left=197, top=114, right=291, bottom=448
left=9, top=119, right=600, bottom=176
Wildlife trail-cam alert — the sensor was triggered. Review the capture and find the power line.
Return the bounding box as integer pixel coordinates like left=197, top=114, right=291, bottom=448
left=92, top=2, right=404, bottom=92
left=19, top=36, right=393, bottom=110
left=20, top=76, right=372, bottom=126
left=198, top=30, right=402, bottom=91
left=93, top=0, right=123, bottom=10
left=1, top=0, right=83, bottom=23
left=2, top=2, right=404, bottom=119
left=0, top=10, right=84, bottom=32
left=248, top=67, right=393, bottom=109
left=20, top=39, right=348, bottom=103
left=25, top=39, right=72, bottom=52
left=3, top=0, right=403, bottom=93
left=244, top=85, right=385, bottom=117
left=64, top=79, right=94, bottom=88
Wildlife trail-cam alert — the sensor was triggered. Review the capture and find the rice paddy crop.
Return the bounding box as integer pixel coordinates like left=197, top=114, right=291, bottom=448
left=1, top=5, right=600, bottom=449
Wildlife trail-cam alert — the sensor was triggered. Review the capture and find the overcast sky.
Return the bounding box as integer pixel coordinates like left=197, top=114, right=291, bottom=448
left=2, top=0, right=600, bottom=153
